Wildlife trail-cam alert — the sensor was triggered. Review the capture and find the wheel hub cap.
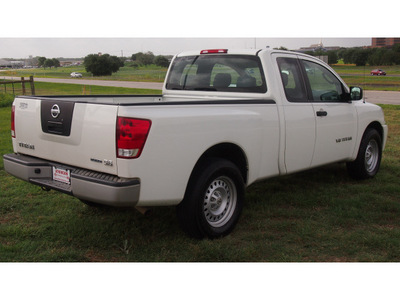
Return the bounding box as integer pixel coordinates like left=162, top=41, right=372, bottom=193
left=203, top=176, right=237, bottom=227
left=365, top=140, right=379, bottom=173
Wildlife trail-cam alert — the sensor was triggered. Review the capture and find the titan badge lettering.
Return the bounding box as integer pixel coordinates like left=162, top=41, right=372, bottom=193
left=336, top=136, right=352, bottom=143
left=18, top=142, right=35, bottom=150
left=90, top=158, right=113, bottom=166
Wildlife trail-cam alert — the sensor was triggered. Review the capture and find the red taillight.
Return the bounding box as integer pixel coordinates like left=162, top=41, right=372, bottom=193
left=116, top=117, right=151, bottom=159
left=11, top=104, right=16, bottom=138
left=200, top=49, right=228, bottom=54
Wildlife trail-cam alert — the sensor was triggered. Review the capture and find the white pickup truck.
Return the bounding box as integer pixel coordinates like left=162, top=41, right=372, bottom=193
left=3, top=49, right=388, bottom=238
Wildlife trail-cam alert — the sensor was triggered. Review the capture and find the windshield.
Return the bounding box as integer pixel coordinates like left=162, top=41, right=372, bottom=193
left=166, top=54, right=267, bottom=93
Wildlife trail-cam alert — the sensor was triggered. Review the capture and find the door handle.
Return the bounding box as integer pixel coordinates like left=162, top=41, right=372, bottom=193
left=316, top=110, right=328, bottom=117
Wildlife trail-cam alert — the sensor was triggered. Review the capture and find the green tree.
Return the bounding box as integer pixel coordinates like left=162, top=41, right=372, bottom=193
left=134, top=51, right=155, bottom=65
left=392, top=44, right=400, bottom=64
left=52, top=58, right=60, bottom=68
left=341, top=48, right=356, bottom=64
left=154, top=55, right=170, bottom=67
left=352, top=48, right=370, bottom=66
left=274, top=46, right=288, bottom=50
left=382, top=50, right=396, bottom=65
left=37, top=56, right=46, bottom=68
left=327, top=50, right=338, bottom=65
left=44, top=58, right=54, bottom=69
left=367, top=48, right=383, bottom=66
left=84, top=53, right=122, bottom=76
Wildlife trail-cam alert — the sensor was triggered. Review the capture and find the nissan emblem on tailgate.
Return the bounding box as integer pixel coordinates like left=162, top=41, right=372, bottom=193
left=51, top=104, right=60, bottom=118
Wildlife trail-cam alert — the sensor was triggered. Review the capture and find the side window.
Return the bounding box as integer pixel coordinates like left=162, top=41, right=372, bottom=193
left=277, top=57, right=307, bottom=102
left=301, top=60, right=346, bottom=102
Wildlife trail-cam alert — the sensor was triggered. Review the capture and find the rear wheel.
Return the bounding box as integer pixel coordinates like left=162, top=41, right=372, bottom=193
left=347, top=128, right=382, bottom=179
left=177, top=158, right=244, bottom=239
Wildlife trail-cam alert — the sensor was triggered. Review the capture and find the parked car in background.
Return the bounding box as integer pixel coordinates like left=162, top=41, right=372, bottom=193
left=70, top=72, right=82, bottom=78
left=371, top=69, right=386, bottom=76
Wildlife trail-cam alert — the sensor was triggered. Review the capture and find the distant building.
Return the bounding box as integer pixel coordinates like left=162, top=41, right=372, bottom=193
left=295, top=41, right=340, bottom=53
left=11, top=61, right=24, bottom=68
left=0, top=59, right=24, bottom=68
left=0, top=59, right=12, bottom=68
left=371, top=37, right=400, bottom=48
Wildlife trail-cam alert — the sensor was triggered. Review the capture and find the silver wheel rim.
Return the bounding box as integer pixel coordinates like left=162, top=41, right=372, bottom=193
left=203, top=176, right=237, bottom=227
left=365, top=139, right=379, bottom=173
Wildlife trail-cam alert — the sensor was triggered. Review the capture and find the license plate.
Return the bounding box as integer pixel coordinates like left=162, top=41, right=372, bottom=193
left=52, top=166, right=71, bottom=185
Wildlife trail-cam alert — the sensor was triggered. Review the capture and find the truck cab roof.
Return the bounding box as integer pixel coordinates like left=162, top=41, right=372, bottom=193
left=176, top=48, right=264, bottom=57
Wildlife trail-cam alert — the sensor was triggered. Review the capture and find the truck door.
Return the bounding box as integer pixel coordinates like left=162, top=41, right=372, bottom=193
left=275, top=55, right=316, bottom=174
left=299, top=59, right=357, bottom=167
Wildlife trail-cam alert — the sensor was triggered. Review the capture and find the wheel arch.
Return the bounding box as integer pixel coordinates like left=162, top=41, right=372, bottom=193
left=189, top=143, right=248, bottom=186
left=364, top=121, right=384, bottom=148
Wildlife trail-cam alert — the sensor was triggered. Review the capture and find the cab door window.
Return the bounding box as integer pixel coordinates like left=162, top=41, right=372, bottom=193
left=301, top=60, right=346, bottom=102
left=277, top=57, right=307, bottom=102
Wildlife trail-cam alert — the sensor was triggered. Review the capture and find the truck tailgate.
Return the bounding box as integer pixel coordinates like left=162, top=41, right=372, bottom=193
left=13, top=97, right=118, bottom=175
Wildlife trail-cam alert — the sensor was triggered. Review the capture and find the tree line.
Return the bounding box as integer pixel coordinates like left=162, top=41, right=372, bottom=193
left=34, top=52, right=170, bottom=76
left=300, top=44, right=400, bottom=66
left=83, top=51, right=170, bottom=76
left=37, top=57, right=60, bottom=68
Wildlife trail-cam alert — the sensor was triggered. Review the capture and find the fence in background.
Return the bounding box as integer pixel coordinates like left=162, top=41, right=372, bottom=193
left=0, top=76, right=35, bottom=95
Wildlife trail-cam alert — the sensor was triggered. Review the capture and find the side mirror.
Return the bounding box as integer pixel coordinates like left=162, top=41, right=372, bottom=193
left=350, top=86, right=363, bottom=101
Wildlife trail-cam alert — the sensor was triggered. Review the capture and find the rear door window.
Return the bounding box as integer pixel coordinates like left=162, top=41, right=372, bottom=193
left=277, top=57, right=308, bottom=102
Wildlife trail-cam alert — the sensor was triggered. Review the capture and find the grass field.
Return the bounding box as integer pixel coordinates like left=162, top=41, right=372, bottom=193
left=0, top=89, right=399, bottom=261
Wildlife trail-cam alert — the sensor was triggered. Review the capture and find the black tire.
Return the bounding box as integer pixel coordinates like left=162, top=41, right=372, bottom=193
left=347, top=128, right=382, bottom=180
left=177, top=158, right=245, bottom=239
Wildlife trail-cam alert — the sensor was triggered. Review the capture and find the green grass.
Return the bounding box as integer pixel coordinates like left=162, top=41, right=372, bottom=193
left=0, top=95, right=399, bottom=261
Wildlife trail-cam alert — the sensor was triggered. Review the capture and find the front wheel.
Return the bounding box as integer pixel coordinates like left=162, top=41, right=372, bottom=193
left=177, top=158, right=244, bottom=239
left=347, top=128, right=382, bottom=179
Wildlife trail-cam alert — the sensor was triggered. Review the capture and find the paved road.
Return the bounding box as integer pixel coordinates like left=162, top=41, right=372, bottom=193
left=2, top=76, right=399, bottom=104
left=339, top=73, right=400, bottom=78
left=364, top=90, right=400, bottom=105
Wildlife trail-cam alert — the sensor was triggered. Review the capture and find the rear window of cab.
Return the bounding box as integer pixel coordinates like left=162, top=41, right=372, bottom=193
left=166, top=54, right=267, bottom=93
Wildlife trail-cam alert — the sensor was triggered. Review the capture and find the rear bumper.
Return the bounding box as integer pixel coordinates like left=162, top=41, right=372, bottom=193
left=3, top=153, right=140, bottom=207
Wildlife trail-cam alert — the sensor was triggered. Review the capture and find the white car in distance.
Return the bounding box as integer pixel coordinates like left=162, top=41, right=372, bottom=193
left=70, top=72, right=82, bottom=78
